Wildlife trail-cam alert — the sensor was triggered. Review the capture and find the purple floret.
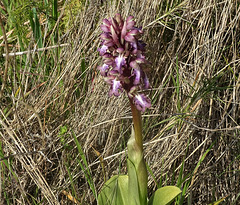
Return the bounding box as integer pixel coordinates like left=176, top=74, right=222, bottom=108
left=98, top=64, right=109, bottom=77
left=115, top=55, right=126, bottom=72
left=133, top=94, right=151, bottom=112
left=109, top=79, right=122, bottom=97
left=98, top=45, right=108, bottom=56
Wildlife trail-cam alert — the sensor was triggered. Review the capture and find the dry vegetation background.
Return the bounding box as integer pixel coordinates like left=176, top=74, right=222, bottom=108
left=0, top=0, right=240, bottom=204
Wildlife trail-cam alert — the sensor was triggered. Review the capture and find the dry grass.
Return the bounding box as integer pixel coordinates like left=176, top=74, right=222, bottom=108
left=0, top=0, right=240, bottom=204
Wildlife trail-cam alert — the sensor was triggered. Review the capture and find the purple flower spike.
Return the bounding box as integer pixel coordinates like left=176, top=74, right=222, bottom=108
left=133, top=94, right=151, bottom=112
left=98, top=14, right=151, bottom=112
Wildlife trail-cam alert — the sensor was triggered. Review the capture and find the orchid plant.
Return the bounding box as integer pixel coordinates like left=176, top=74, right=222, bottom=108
left=97, top=14, right=181, bottom=205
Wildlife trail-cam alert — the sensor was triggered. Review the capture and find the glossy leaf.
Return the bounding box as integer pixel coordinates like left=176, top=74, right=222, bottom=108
left=148, top=186, right=182, bottom=205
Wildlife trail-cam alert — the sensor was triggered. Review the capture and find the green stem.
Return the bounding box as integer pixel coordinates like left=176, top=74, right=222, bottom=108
left=129, top=98, right=143, bottom=151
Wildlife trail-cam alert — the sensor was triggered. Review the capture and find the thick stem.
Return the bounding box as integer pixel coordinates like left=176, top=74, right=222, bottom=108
left=129, top=98, right=143, bottom=152
left=128, top=98, right=147, bottom=205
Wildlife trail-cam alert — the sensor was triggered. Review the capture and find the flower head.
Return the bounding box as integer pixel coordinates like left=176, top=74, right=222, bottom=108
left=98, top=14, right=151, bottom=112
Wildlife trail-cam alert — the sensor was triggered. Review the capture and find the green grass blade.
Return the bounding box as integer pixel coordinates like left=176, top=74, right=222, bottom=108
left=65, top=164, right=77, bottom=199
left=72, top=131, right=97, bottom=199
left=52, top=0, right=58, bottom=21
left=146, top=162, right=159, bottom=188
left=52, top=0, right=58, bottom=43
left=175, top=55, right=181, bottom=112
left=32, top=7, right=43, bottom=48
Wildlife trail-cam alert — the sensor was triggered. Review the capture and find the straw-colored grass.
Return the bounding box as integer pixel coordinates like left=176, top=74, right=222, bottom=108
left=0, top=0, right=239, bottom=204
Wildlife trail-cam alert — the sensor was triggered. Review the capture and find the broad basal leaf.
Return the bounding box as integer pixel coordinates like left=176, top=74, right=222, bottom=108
left=148, top=186, right=182, bottom=205
left=98, top=175, right=129, bottom=205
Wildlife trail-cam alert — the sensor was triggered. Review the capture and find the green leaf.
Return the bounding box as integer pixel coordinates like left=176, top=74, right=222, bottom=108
left=148, top=186, right=182, bottom=205
left=98, top=175, right=129, bottom=205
